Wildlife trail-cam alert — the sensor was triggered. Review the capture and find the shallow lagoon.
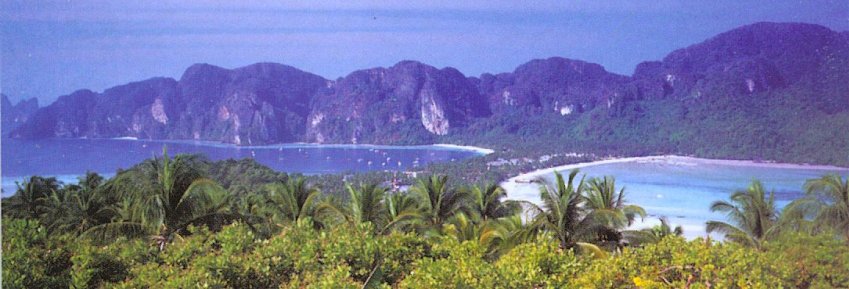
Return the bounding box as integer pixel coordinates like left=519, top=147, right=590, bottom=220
left=1, top=138, right=485, bottom=197
left=503, top=156, right=849, bottom=238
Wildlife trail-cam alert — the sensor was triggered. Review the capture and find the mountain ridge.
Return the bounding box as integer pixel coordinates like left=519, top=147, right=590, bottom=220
left=6, top=22, right=849, bottom=164
left=1, top=94, right=39, bottom=136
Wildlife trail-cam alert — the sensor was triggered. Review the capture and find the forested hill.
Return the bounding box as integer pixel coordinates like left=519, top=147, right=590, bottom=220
left=7, top=22, right=849, bottom=165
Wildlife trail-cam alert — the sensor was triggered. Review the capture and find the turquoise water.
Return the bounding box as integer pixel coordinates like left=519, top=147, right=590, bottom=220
left=1, top=138, right=483, bottom=197
left=504, top=157, right=849, bottom=238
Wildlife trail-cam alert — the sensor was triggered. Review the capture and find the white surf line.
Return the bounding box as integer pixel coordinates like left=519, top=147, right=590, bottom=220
left=431, top=144, right=495, bottom=155
left=499, top=155, right=711, bottom=239
left=503, top=155, right=668, bottom=188
left=100, top=137, right=495, bottom=155
left=503, top=155, right=849, bottom=189
left=667, top=155, right=849, bottom=171
left=500, top=155, right=849, bottom=240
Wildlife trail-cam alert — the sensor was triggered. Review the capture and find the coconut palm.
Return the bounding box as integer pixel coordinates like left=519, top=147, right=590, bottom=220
left=346, top=182, right=388, bottom=226
left=260, top=176, right=328, bottom=229
left=706, top=180, right=778, bottom=249
left=794, top=174, right=849, bottom=240
left=625, top=217, right=684, bottom=246
left=584, top=176, right=646, bottom=248
left=411, top=175, right=469, bottom=230
left=41, top=179, right=114, bottom=236
left=466, top=183, right=521, bottom=221
left=87, top=147, right=233, bottom=250
left=380, top=191, right=423, bottom=234
left=482, top=215, right=537, bottom=259
left=442, top=212, right=483, bottom=243
left=440, top=212, right=517, bottom=259
left=531, top=169, right=594, bottom=250
left=3, top=176, right=60, bottom=219
left=77, top=171, right=105, bottom=192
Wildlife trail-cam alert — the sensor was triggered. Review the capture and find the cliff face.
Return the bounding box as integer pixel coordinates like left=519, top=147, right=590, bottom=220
left=305, top=61, right=489, bottom=144
left=11, top=63, right=329, bottom=144
left=628, top=22, right=849, bottom=112
left=169, top=62, right=328, bottom=145
left=9, top=22, right=849, bottom=148
left=478, top=57, right=629, bottom=115
left=1, top=94, right=38, bottom=136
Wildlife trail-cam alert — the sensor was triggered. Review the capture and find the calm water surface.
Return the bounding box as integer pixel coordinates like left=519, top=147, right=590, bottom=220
left=504, top=157, right=849, bottom=238
left=1, top=138, right=483, bottom=197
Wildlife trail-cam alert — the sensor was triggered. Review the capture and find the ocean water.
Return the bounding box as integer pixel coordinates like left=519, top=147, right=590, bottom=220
left=1, top=138, right=484, bottom=197
left=503, top=157, right=849, bottom=238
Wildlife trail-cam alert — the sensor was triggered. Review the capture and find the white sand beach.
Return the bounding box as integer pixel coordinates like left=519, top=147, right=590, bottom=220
left=432, top=144, right=495, bottom=155
left=501, top=155, right=849, bottom=239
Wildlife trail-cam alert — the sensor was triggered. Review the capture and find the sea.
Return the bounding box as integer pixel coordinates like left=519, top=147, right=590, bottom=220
left=1, top=138, right=484, bottom=197
left=502, top=156, right=849, bottom=238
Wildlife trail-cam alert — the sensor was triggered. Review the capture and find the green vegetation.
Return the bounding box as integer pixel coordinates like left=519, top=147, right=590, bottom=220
left=444, top=93, right=849, bottom=167
left=3, top=151, right=849, bottom=288
left=705, top=181, right=779, bottom=249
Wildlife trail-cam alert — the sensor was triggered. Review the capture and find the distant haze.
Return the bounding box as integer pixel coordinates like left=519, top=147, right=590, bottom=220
left=2, top=0, right=848, bottom=104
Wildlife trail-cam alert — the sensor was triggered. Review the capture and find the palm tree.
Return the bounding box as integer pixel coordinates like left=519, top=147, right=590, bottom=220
left=625, top=217, right=684, bottom=246
left=584, top=176, right=646, bottom=248
left=466, top=183, right=521, bottom=221
left=88, top=147, right=233, bottom=250
left=3, top=176, right=60, bottom=219
left=260, top=176, right=327, bottom=229
left=78, top=171, right=104, bottom=192
left=228, top=192, right=285, bottom=238
left=440, top=213, right=506, bottom=259
left=346, top=182, right=388, bottom=226
left=442, top=212, right=483, bottom=243
left=380, top=191, right=423, bottom=234
left=411, top=175, right=469, bottom=230
left=41, top=179, right=114, bottom=236
left=481, top=215, right=536, bottom=259
left=531, top=169, right=593, bottom=250
left=795, top=174, right=849, bottom=240
left=706, top=180, right=778, bottom=249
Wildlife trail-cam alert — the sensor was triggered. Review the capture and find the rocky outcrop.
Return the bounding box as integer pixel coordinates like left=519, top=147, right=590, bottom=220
left=478, top=57, right=629, bottom=114
left=1, top=94, right=38, bottom=136
left=11, top=63, right=328, bottom=144
left=169, top=62, right=327, bottom=144
left=305, top=61, right=489, bottom=143
left=9, top=22, right=849, bottom=145
left=629, top=22, right=848, bottom=107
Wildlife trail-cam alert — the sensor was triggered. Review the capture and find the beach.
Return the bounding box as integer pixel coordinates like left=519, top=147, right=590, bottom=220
left=501, top=155, right=849, bottom=239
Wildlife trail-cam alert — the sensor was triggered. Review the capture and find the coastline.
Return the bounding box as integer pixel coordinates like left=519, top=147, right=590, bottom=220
left=102, top=137, right=494, bottom=155
left=432, top=143, right=495, bottom=155
left=504, top=155, right=849, bottom=185
left=501, top=155, right=849, bottom=239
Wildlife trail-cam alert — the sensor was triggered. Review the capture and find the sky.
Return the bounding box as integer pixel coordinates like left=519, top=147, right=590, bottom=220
left=2, top=0, right=848, bottom=104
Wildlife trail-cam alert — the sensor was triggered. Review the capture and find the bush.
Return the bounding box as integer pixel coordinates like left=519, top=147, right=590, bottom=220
left=399, top=238, right=499, bottom=288
left=494, top=239, right=586, bottom=288
left=2, top=219, right=72, bottom=289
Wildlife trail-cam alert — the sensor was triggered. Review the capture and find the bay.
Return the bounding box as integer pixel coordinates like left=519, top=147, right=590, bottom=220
left=502, top=156, right=849, bottom=238
left=1, top=138, right=485, bottom=197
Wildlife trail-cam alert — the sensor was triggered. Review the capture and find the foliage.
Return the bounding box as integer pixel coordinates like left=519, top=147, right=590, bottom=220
left=625, top=217, right=684, bottom=246
left=571, top=237, right=786, bottom=288
left=1, top=219, right=72, bottom=289
left=705, top=180, right=779, bottom=248
left=493, top=239, right=586, bottom=288
left=792, top=174, right=849, bottom=240
left=93, top=147, right=235, bottom=249
left=3, top=153, right=849, bottom=288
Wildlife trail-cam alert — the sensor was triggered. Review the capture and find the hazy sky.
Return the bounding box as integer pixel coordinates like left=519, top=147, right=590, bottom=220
left=2, top=0, right=848, bottom=104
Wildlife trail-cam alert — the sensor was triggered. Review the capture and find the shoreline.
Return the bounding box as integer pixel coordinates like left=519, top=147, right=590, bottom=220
left=99, top=137, right=495, bottom=155
left=501, top=155, right=849, bottom=240
left=504, top=155, right=849, bottom=184
left=431, top=143, right=495, bottom=155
